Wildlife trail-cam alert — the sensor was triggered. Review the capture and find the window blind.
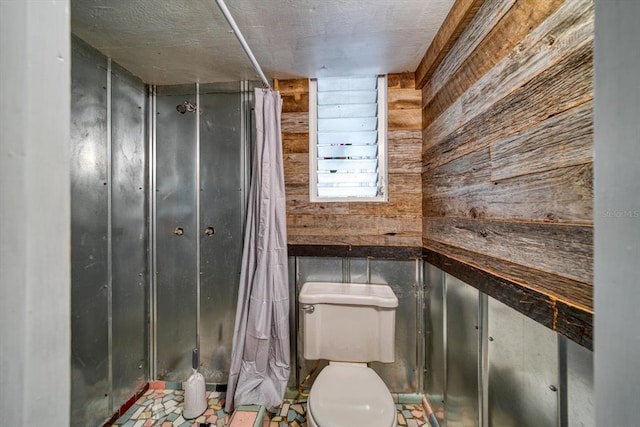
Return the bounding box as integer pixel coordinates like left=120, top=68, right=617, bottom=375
left=310, top=76, right=386, bottom=200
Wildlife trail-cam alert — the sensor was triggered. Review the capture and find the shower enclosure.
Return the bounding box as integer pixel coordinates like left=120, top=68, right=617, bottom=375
left=70, top=36, right=255, bottom=425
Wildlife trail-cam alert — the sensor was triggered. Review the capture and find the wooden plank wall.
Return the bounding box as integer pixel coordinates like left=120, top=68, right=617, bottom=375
left=279, top=74, right=423, bottom=247
left=420, top=0, right=594, bottom=313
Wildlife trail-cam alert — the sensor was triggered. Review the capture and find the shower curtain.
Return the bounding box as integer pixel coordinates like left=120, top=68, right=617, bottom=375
left=225, top=88, right=290, bottom=412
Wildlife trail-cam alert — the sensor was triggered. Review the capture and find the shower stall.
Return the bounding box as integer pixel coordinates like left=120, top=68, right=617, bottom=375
left=70, top=36, right=256, bottom=425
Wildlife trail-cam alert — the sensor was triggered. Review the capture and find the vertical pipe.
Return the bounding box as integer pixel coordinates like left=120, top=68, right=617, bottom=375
left=195, top=83, right=201, bottom=352
left=416, top=259, right=424, bottom=393
left=106, top=57, right=114, bottom=412
left=558, top=336, right=568, bottom=427
left=478, top=294, right=489, bottom=427
left=442, top=273, right=448, bottom=423
left=240, top=80, right=250, bottom=231
left=148, top=85, right=158, bottom=380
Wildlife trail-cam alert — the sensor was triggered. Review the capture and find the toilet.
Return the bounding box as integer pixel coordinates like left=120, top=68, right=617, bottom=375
left=299, top=281, right=399, bottom=427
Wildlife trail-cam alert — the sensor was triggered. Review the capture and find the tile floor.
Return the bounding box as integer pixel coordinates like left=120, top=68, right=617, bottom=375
left=112, top=385, right=429, bottom=427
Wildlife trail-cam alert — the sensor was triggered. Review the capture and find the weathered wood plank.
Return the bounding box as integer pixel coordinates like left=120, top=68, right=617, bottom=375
left=282, top=92, right=309, bottom=113
left=287, top=233, right=422, bottom=248
left=276, top=79, right=308, bottom=94
left=423, top=239, right=592, bottom=310
left=286, top=198, right=350, bottom=215
left=389, top=173, right=422, bottom=194
left=348, top=192, right=422, bottom=216
left=387, top=73, right=416, bottom=89
left=388, top=89, right=421, bottom=110
left=556, top=300, right=592, bottom=349
left=415, top=0, right=485, bottom=88
left=423, top=41, right=593, bottom=170
left=422, top=0, right=564, bottom=128
left=290, top=214, right=421, bottom=236
left=282, top=132, right=309, bottom=154
left=284, top=182, right=308, bottom=197
left=423, top=217, right=593, bottom=283
left=423, top=0, right=593, bottom=145
left=424, top=160, right=593, bottom=223
left=283, top=153, right=308, bottom=185
left=288, top=244, right=423, bottom=259
left=281, top=112, right=309, bottom=134
left=490, top=101, right=593, bottom=180
left=423, top=0, right=516, bottom=106
left=423, top=241, right=592, bottom=348
left=388, top=109, right=421, bottom=131
left=389, top=130, right=422, bottom=174
left=423, top=145, right=492, bottom=190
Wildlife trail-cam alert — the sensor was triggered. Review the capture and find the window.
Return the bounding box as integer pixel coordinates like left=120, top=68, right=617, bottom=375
left=309, top=75, right=388, bottom=202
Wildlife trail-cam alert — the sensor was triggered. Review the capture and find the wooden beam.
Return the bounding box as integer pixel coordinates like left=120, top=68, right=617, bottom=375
left=287, top=244, right=423, bottom=259
left=423, top=243, right=592, bottom=349
left=415, top=0, right=485, bottom=89
left=423, top=217, right=593, bottom=283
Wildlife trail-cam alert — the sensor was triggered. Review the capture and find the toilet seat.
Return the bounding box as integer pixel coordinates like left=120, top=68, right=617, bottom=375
left=308, top=363, right=397, bottom=427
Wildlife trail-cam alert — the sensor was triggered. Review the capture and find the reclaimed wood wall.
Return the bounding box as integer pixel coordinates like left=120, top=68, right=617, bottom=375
left=419, top=0, right=594, bottom=313
left=279, top=74, right=423, bottom=247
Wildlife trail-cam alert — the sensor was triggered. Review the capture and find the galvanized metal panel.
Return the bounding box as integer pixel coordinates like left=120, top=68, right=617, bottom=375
left=155, top=86, right=198, bottom=381
left=488, top=296, right=559, bottom=427
left=347, top=258, right=369, bottom=283
left=296, top=257, right=343, bottom=388
left=297, top=257, right=344, bottom=285
left=198, top=90, right=243, bottom=383
left=369, top=259, right=419, bottom=393
left=70, top=36, right=110, bottom=426
left=288, top=256, right=298, bottom=389
left=566, top=338, right=594, bottom=427
left=445, top=274, right=480, bottom=427
left=110, top=63, right=148, bottom=405
left=424, top=262, right=445, bottom=423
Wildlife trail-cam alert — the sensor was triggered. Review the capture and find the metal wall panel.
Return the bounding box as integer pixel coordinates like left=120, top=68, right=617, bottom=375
left=446, top=273, right=480, bottom=427
left=198, top=89, right=243, bottom=382
left=424, top=262, right=446, bottom=424
left=487, top=296, right=559, bottom=427
left=295, top=257, right=343, bottom=386
left=369, top=259, right=419, bottom=393
left=347, top=258, right=369, bottom=283
left=110, top=62, right=148, bottom=405
left=566, top=338, right=594, bottom=427
left=155, top=85, right=198, bottom=381
left=288, top=256, right=298, bottom=389
left=70, top=36, right=110, bottom=426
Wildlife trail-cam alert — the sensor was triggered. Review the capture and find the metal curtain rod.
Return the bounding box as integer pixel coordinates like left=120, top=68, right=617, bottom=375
left=215, top=0, right=272, bottom=89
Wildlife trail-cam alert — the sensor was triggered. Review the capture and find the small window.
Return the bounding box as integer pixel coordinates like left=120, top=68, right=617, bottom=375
left=309, top=75, right=388, bottom=202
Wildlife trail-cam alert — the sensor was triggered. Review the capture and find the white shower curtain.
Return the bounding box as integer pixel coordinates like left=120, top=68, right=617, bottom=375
left=225, top=88, right=290, bottom=413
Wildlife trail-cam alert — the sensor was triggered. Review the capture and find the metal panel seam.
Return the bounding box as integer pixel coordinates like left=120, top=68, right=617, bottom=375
left=106, top=57, right=114, bottom=413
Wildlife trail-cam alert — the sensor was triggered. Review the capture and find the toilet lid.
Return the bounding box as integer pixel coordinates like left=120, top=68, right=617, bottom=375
left=308, top=364, right=395, bottom=427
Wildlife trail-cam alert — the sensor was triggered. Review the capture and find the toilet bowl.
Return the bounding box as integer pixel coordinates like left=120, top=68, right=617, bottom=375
left=306, top=362, right=397, bottom=427
left=299, top=282, right=399, bottom=427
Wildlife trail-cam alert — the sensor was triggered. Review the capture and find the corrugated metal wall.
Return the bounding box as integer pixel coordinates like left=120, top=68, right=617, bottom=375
left=70, top=36, right=148, bottom=426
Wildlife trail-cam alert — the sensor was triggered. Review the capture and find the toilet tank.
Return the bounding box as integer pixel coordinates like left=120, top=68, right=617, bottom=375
left=299, top=282, right=398, bottom=363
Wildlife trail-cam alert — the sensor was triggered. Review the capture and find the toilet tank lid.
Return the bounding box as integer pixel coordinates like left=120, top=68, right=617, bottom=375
left=299, top=282, right=398, bottom=308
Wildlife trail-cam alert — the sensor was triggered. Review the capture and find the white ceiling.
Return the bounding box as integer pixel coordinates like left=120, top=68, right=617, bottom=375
left=71, top=0, right=455, bottom=85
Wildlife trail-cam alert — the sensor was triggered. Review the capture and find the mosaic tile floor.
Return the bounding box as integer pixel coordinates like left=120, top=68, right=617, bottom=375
left=113, top=386, right=430, bottom=427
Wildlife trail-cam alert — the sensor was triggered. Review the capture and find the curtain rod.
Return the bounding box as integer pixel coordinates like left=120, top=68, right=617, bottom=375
left=215, top=0, right=272, bottom=90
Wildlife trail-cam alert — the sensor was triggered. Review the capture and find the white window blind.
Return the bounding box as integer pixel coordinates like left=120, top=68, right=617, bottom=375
left=309, top=75, right=387, bottom=202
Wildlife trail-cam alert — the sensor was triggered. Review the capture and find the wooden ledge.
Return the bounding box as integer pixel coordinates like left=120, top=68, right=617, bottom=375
left=287, top=244, right=423, bottom=260
left=423, top=241, right=593, bottom=350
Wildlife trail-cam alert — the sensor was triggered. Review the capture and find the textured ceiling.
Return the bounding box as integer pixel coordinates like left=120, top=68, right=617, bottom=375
left=71, top=0, right=455, bottom=85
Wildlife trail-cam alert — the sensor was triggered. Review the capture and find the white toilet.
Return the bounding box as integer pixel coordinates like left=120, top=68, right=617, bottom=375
left=299, top=281, right=399, bottom=427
